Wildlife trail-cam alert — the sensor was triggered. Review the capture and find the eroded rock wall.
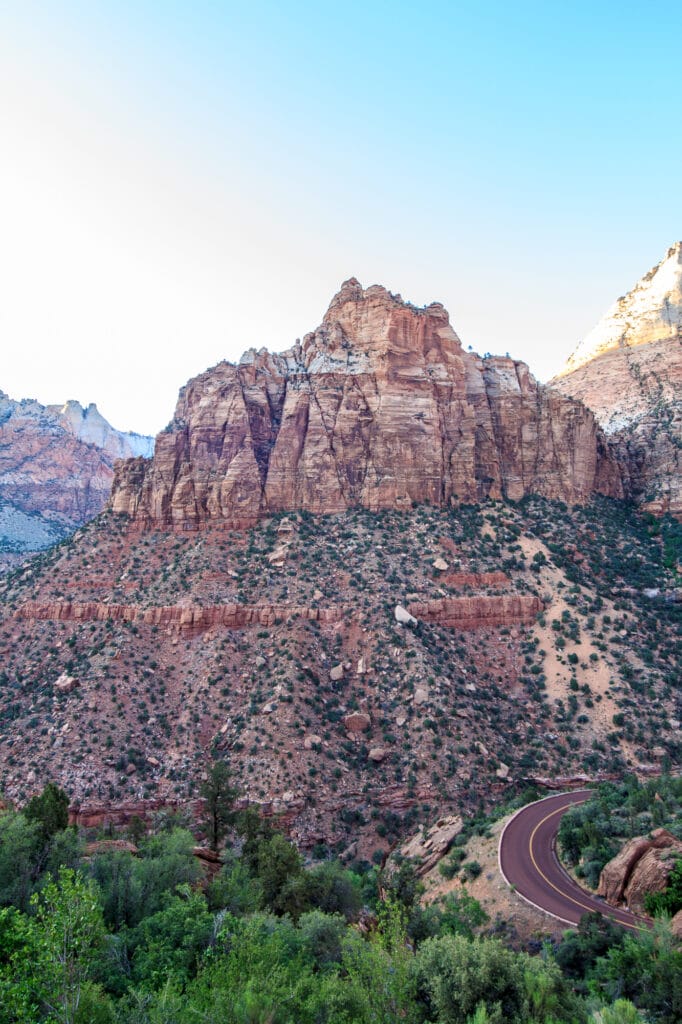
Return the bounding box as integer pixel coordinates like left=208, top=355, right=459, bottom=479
left=111, top=280, right=622, bottom=526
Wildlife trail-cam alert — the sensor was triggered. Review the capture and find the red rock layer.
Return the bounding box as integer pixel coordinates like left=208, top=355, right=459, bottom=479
left=15, top=601, right=342, bottom=637
left=111, top=280, right=622, bottom=527
left=407, top=594, right=542, bottom=629
left=440, top=571, right=510, bottom=588
left=16, top=592, right=539, bottom=636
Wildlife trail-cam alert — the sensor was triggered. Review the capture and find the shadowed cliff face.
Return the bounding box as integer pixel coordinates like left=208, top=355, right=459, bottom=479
left=552, top=242, right=682, bottom=517
left=111, top=279, right=622, bottom=526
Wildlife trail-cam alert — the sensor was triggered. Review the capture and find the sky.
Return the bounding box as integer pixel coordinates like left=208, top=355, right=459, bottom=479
left=1, top=1, right=680, bottom=437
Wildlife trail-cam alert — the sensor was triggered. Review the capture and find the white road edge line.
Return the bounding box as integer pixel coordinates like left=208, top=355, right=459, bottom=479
left=497, top=789, right=591, bottom=927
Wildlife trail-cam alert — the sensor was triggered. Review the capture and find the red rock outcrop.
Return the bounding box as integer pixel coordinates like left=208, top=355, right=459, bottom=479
left=440, top=571, right=510, bottom=589
left=598, top=828, right=682, bottom=913
left=407, top=594, right=542, bottom=630
left=552, top=242, right=682, bottom=517
left=69, top=798, right=189, bottom=829
left=111, top=280, right=622, bottom=527
left=598, top=835, right=658, bottom=905
left=15, top=600, right=343, bottom=637
left=396, top=815, right=464, bottom=875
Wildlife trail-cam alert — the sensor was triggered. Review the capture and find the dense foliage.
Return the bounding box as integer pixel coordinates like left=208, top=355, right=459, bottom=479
left=558, top=775, right=682, bottom=887
left=0, top=783, right=679, bottom=1023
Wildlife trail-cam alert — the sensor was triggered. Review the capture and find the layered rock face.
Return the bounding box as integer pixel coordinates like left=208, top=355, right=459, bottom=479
left=552, top=242, right=682, bottom=516
left=112, top=279, right=621, bottom=525
left=0, top=392, right=153, bottom=556
left=598, top=828, right=682, bottom=915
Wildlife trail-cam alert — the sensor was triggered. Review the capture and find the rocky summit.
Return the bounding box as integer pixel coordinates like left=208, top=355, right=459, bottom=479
left=111, top=279, right=621, bottom=527
left=552, top=242, right=682, bottom=516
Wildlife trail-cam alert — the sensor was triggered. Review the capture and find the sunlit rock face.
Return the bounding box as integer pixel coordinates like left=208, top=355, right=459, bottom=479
left=111, top=278, right=622, bottom=526
left=552, top=243, right=682, bottom=516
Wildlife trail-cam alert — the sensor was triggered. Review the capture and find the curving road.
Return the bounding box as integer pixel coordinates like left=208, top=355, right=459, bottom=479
left=498, top=790, right=649, bottom=931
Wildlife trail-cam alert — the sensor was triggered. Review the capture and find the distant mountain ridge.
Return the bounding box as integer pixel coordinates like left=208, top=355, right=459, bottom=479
left=552, top=242, right=682, bottom=515
left=0, top=390, right=153, bottom=563
left=54, top=398, right=153, bottom=460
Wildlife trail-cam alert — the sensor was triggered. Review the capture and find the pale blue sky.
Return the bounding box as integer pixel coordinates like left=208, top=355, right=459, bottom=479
left=1, top=1, right=680, bottom=434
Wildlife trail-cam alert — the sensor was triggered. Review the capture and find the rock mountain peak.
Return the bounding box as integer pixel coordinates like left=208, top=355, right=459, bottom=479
left=552, top=241, right=682, bottom=516
left=557, top=241, right=682, bottom=379
left=111, top=280, right=621, bottom=526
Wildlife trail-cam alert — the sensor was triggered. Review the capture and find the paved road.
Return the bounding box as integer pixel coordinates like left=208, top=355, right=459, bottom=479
left=498, top=790, right=648, bottom=931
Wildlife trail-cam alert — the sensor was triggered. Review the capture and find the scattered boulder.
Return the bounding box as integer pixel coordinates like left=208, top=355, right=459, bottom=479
left=368, top=747, right=388, bottom=763
left=496, top=763, right=510, bottom=780
left=432, top=557, right=449, bottom=572
left=304, top=734, right=322, bottom=750
left=330, top=663, right=344, bottom=681
left=414, top=688, right=429, bottom=706
left=395, top=604, right=418, bottom=626
left=54, top=672, right=78, bottom=694
left=267, top=545, right=288, bottom=565
left=193, top=845, right=221, bottom=864
left=343, top=712, right=371, bottom=733
left=396, top=815, right=463, bottom=875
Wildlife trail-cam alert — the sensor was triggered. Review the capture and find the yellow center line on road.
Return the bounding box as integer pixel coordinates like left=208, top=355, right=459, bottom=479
left=527, top=804, right=646, bottom=933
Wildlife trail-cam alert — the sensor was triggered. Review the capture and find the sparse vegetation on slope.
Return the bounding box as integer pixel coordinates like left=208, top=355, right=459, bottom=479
left=0, top=497, right=679, bottom=856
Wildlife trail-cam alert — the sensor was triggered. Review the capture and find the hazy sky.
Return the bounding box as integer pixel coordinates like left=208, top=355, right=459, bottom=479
left=1, top=1, right=680, bottom=436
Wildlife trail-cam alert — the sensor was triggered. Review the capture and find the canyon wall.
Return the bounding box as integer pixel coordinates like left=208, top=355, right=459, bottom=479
left=111, top=279, right=622, bottom=526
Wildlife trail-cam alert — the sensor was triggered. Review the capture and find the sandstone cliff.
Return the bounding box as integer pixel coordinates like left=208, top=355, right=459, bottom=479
left=14, top=592, right=541, bottom=637
left=111, top=279, right=621, bottom=525
left=0, top=391, right=153, bottom=557
left=552, top=242, right=682, bottom=516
